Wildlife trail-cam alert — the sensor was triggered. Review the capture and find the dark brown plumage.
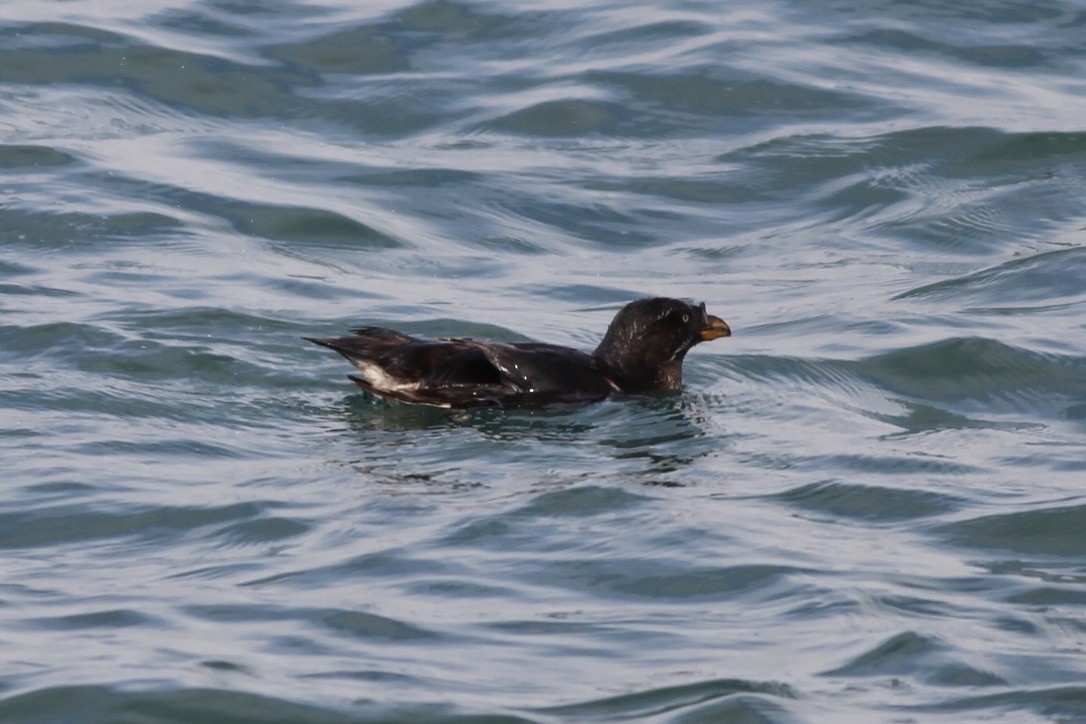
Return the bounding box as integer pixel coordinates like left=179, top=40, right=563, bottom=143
left=306, top=297, right=730, bottom=409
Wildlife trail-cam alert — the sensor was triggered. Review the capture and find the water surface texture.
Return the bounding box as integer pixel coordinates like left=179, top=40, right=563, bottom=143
left=3, top=1, right=1086, bottom=721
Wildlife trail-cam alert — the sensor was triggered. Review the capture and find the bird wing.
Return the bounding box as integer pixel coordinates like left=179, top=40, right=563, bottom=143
left=307, top=331, right=615, bottom=407
left=472, top=342, right=617, bottom=397
left=308, top=331, right=511, bottom=392
left=348, top=326, right=417, bottom=344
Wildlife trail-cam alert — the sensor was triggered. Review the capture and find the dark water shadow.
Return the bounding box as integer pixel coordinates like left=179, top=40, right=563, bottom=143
left=0, top=684, right=537, bottom=724
left=331, top=390, right=720, bottom=489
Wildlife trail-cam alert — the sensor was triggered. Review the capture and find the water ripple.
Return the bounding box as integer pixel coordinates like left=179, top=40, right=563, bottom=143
left=3, top=0, right=1086, bottom=721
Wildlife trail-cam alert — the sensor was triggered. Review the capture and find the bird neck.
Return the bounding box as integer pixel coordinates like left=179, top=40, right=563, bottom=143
left=595, top=349, right=684, bottom=393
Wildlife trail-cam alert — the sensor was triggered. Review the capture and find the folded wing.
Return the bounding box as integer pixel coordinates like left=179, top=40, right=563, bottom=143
left=306, top=329, right=615, bottom=408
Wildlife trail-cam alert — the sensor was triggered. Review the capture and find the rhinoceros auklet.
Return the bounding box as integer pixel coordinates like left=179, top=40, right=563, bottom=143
left=305, top=297, right=730, bottom=409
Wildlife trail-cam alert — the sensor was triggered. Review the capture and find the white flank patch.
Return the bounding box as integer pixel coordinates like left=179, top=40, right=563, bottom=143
left=351, top=360, right=420, bottom=393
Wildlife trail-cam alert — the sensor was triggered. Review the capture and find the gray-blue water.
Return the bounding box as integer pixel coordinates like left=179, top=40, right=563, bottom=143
left=3, top=1, right=1086, bottom=721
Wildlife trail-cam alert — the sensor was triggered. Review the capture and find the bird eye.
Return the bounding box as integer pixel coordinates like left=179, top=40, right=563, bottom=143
left=681, top=313, right=690, bottom=324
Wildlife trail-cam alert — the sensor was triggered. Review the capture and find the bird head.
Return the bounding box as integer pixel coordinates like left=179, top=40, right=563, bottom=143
left=595, top=297, right=730, bottom=392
